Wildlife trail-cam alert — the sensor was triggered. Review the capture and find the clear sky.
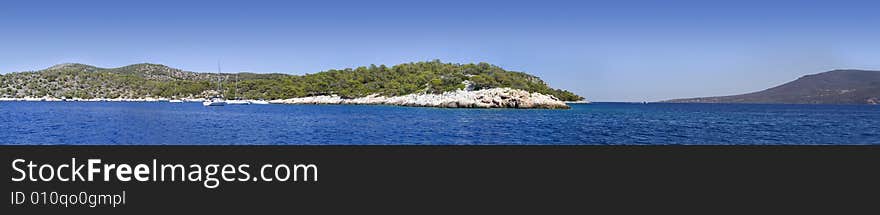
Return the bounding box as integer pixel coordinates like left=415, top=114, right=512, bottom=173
left=1, top=0, right=879, bottom=101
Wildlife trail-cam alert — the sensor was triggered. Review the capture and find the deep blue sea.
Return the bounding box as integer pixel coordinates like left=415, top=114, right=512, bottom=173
left=0, top=102, right=878, bottom=144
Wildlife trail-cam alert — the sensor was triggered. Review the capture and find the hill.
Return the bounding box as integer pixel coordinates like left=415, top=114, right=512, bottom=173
left=0, top=60, right=583, bottom=101
left=664, top=70, right=880, bottom=104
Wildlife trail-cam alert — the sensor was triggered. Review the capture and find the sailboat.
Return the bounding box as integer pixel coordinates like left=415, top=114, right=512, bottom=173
left=203, top=97, right=226, bottom=106
left=226, top=100, right=250, bottom=105
left=226, top=73, right=250, bottom=105
left=249, top=100, right=270, bottom=105
left=203, top=62, right=227, bottom=106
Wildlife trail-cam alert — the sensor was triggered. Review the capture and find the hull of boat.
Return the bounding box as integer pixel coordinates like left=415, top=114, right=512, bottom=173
left=203, top=101, right=226, bottom=106
left=226, top=100, right=251, bottom=105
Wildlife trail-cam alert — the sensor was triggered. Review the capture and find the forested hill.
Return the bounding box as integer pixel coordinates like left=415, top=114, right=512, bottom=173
left=0, top=60, right=583, bottom=101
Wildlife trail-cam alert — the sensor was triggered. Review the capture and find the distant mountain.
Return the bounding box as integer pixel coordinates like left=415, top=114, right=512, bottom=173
left=0, top=60, right=583, bottom=101
left=41, top=63, right=241, bottom=81
left=665, top=70, right=880, bottom=104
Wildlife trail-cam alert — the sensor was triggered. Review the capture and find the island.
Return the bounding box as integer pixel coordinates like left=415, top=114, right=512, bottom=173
left=664, top=69, right=880, bottom=105
left=0, top=60, right=584, bottom=109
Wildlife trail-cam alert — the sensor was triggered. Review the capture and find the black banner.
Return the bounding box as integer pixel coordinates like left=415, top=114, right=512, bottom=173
left=2, top=146, right=878, bottom=214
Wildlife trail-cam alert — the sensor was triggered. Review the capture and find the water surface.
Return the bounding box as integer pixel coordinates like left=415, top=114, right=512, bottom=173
left=0, top=102, right=877, bottom=144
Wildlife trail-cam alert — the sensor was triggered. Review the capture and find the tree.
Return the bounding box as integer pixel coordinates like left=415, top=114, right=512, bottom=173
left=0, top=60, right=583, bottom=100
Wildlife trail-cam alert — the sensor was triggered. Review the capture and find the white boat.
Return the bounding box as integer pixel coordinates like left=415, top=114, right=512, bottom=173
left=225, top=72, right=254, bottom=105
left=203, top=98, right=226, bottom=106
left=203, top=61, right=228, bottom=107
left=169, top=99, right=183, bottom=103
left=226, top=100, right=250, bottom=105
left=249, top=100, right=270, bottom=105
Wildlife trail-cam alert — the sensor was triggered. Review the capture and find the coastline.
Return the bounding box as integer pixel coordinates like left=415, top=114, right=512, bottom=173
left=0, top=97, right=204, bottom=102
left=0, top=88, right=573, bottom=109
left=267, top=88, right=571, bottom=109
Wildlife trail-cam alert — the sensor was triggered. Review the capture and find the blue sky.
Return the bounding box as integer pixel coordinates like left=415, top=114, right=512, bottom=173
left=1, top=0, right=879, bottom=101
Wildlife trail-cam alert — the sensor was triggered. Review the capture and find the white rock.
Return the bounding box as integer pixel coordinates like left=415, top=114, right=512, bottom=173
left=272, top=88, right=570, bottom=109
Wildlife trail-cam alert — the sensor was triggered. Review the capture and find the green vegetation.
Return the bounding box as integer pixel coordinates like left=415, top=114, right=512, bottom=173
left=0, top=60, right=583, bottom=101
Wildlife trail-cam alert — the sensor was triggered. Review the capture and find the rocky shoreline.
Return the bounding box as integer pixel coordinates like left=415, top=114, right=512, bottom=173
left=268, top=88, right=572, bottom=109
left=0, top=88, right=574, bottom=109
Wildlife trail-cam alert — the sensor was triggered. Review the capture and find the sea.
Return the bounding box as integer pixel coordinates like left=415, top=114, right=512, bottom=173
left=0, top=102, right=877, bottom=144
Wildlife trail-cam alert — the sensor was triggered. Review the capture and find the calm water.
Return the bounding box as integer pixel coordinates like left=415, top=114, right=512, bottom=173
left=0, top=102, right=878, bottom=144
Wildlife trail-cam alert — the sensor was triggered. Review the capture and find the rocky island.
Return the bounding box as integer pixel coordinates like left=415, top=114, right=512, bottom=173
left=269, top=87, right=570, bottom=109
left=0, top=60, right=583, bottom=109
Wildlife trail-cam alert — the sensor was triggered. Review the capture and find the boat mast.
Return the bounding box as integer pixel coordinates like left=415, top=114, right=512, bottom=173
left=217, top=61, right=222, bottom=97
left=234, top=72, right=238, bottom=99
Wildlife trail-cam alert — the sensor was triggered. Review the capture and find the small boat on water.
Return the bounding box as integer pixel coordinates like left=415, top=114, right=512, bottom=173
left=224, top=71, right=253, bottom=105
left=249, top=100, right=269, bottom=105
left=203, top=61, right=228, bottom=107
left=169, top=99, right=183, bottom=103
left=203, top=97, right=226, bottom=106
left=226, top=100, right=250, bottom=105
